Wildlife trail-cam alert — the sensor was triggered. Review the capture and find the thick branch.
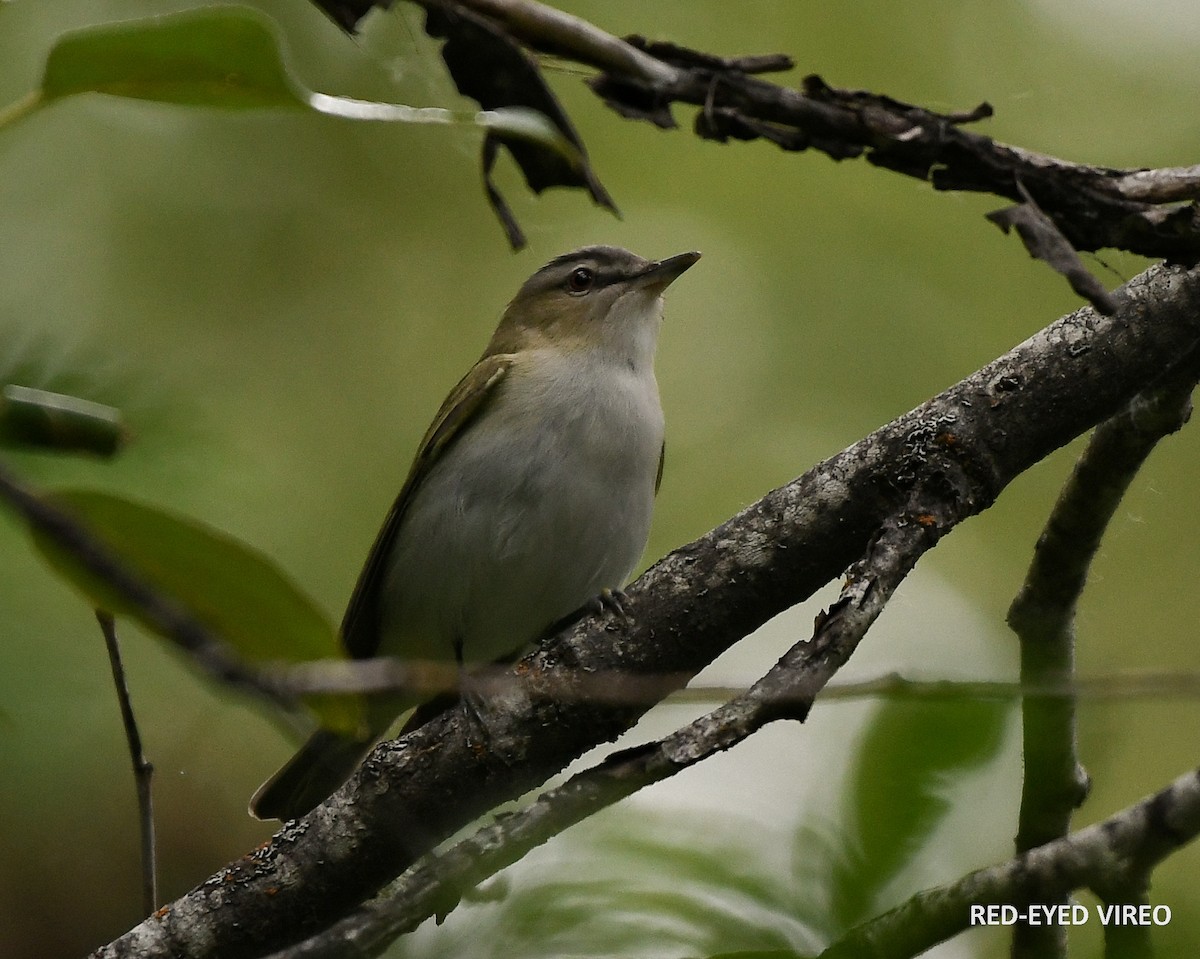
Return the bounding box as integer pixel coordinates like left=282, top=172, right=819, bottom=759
left=1114, top=163, right=1200, bottom=203
left=94, top=261, right=1200, bottom=959
left=268, top=504, right=945, bottom=958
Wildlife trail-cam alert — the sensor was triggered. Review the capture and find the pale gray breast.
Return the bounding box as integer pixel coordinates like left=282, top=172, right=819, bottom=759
left=379, top=349, right=663, bottom=666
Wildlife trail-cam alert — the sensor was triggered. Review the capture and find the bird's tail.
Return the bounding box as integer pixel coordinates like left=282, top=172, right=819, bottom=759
left=249, top=729, right=374, bottom=821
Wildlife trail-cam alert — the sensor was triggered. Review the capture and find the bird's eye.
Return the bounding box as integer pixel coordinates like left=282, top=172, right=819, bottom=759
left=566, top=266, right=595, bottom=294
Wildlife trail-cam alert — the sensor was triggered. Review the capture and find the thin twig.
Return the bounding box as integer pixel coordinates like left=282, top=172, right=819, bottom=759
left=786, top=671, right=1200, bottom=706
left=97, top=611, right=158, bottom=915
left=273, top=655, right=1200, bottom=706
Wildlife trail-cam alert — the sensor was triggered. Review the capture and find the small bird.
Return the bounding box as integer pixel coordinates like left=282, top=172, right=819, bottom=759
left=251, top=245, right=700, bottom=820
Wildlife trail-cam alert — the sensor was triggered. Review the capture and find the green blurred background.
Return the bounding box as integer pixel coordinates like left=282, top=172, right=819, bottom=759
left=1, top=1, right=1198, bottom=957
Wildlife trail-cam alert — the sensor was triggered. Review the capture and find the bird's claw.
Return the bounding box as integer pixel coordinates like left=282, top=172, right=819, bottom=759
left=459, top=678, right=492, bottom=749
left=589, top=587, right=631, bottom=622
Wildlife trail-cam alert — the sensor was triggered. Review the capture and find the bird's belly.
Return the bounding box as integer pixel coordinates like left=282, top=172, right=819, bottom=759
left=379, top=378, right=661, bottom=666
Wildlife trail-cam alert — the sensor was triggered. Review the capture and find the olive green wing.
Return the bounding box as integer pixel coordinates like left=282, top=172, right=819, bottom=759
left=340, top=354, right=514, bottom=659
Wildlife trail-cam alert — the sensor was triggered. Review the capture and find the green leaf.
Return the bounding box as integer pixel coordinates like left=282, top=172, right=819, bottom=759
left=486, top=814, right=818, bottom=958
left=31, top=6, right=581, bottom=165
left=40, top=6, right=305, bottom=109
left=0, top=385, right=128, bottom=458
left=1, top=4, right=587, bottom=239
left=29, top=488, right=360, bottom=733
left=827, top=696, right=1010, bottom=930
left=35, top=5, right=578, bottom=144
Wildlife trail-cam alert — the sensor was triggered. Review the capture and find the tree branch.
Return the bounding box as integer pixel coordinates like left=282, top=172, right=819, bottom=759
left=265, top=502, right=945, bottom=958
left=448, top=0, right=678, bottom=85
left=91, top=260, right=1200, bottom=959
left=311, top=0, right=1200, bottom=300
left=409, top=0, right=1200, bottom=312
left=819, top=766, right=1200, bottom=958
left=1007, top=353, right=1197, bottom=958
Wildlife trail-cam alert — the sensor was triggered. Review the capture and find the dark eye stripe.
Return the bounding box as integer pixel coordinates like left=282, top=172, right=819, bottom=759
left=563, top=264, right=632, bottom=292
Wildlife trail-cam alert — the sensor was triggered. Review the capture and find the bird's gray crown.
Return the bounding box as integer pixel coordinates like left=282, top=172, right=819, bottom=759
left=517, top=245, right=650, bottom=298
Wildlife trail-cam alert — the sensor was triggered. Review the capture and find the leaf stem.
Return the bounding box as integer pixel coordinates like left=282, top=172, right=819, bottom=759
left=0, top=90, right=43, bottom=133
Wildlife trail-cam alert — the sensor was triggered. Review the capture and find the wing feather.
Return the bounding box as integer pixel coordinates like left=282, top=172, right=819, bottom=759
left=340, top=354, right=514, bottom=659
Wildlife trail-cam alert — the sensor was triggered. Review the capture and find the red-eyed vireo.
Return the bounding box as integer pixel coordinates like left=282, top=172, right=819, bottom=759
left=250, top=245, right=700, bottom=821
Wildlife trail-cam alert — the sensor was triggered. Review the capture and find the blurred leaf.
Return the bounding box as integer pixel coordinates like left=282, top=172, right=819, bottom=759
left=41, top=6, right=304, bottom=109
left=788, top=820, right=847, bottom=941
left=827, top=696, right=1010, bottom=930
left=472, top=814, right=819, bottom=959
left=700, top=952, right=813, bottom=959
left=0, top=385, right=127, bottom=457
left=28, top=488, right=360, bottom=733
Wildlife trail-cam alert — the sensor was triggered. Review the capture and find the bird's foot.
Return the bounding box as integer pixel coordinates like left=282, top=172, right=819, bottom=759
left=458, top=673, right=493, bottom=749
left=588, top=587, right=631, bottom=622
